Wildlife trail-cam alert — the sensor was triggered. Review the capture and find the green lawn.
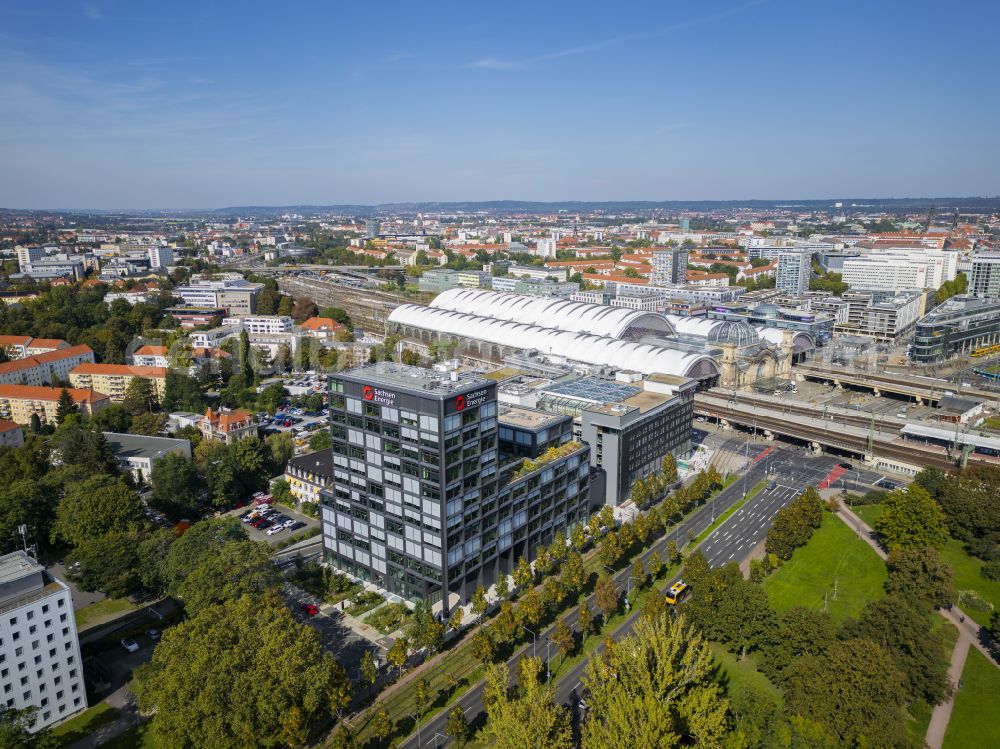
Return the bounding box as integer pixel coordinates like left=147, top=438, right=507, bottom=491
left=763, top=513, right=887, bottom=624
left=709, top=643, right=783, bottom=707
left=49, top=701, right=120, bottom=747
left=74, top=598, right=138, bottom=631
left=99, top=723, right=155, bottom=748
left=943, top=648, right=1000, bottom=749
left=854, top=504, right=1000, bottom=627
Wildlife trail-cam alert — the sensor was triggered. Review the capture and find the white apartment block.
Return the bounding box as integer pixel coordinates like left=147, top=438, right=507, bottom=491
left=776, top=250, right=812, bottom=295
left=146, top=246, right=174, bottom=269
left=841, top=258, right=929, bottom=290
left=533, top=238, right=557, bottom=258
left=969, top=252, right=1000, bottom=298
left=611, top=295, right=659, bottom=311
left=15, top=246, right=46, bottom=272
left=650, top=248, right=688, bottom=285
left=221, top=315, right=294, bottom=334
left=0, top=552, right=87, bottom=732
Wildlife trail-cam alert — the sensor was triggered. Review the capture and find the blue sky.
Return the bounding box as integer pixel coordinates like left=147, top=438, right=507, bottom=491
left=1, top=0, right=998, bottom=208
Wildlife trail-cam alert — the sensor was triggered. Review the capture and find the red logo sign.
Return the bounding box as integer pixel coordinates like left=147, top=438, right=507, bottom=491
left=455, top=394, right=466, bottom=411
left=363, top=385, right=374, bottom=401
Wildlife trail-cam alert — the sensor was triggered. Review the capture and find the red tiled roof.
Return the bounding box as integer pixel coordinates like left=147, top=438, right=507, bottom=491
left=0, top=419, right=22, bottom=433
left=0, top=385, right=108, bottom=403
left=70, top=363, right=167, bottom=378
left=134, top=345, right=168, bottom=356
left=0, top=336, right=32, bottom=347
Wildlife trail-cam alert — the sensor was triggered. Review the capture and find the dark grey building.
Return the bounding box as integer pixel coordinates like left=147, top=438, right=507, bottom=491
left=321, top=363, right=592, bottom=613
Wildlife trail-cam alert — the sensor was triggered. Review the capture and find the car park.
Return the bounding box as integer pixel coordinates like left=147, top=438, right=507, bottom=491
left=120, top=637, right=139, bottom=653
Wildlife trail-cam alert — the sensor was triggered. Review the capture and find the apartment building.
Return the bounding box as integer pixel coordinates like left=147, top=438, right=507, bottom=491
left=130, top=345, right=169, bottom=368
left=0, top=386, right=109, bottom=425
left=69, top=364, right=168, bottom=402
left=320, top=363, right=592, bottom=610
left=0, top=419, right=24, bottom=447
left=298, top=317, right=346, bottom=340
left=776, top=250, right=812, bottom=295
left=0, top=337, right=69, bottom=360
left=285, top=448, right=333, bottom=505
left=0, top=345, right=95, bottom=387
left=0, top=551, right=87, bottom=732
left=970, top=252, right=1000, bottom=298
left=836, top=289, right=924, bottom=342
left=650, top=248, right=689, bottom=285
left=146, top=246, right=174, bottom=269
left=198, top=407, right=257, bottom=444
left=221, top=315, right=294, bottom=334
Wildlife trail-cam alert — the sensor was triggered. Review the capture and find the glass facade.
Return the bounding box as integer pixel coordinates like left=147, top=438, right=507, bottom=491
left=911, top=296, right=1000, bottom=363
left=320, top=363, right=591, bottom=612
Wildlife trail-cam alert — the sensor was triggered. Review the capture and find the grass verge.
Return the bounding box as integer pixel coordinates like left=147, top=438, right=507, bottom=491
left=74, top=598, right=138, bottom=632
left=764, top=513, right=886, bottom=624
left=49, top=701, right=120, bottom=747
left=943, top=648, right=1000, bottom=749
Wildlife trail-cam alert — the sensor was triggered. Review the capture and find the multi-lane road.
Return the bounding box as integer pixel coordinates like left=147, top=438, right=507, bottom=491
left=398, top=446, right=885, bottom=748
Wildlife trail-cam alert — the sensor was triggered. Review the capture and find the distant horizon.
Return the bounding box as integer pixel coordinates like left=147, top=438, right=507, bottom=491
left=4, top=195, right=1000, bottom=214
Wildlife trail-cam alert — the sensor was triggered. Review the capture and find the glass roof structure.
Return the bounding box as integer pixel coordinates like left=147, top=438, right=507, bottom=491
left=432, top=288, right=675, bottom=340
left=388, top=304, right=719, bottom=379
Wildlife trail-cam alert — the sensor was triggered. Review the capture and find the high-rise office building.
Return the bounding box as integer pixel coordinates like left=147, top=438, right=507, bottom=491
left=0, top=551, right=87, bottom=732
left=365, top=219, right=380, bottom=238
left=970, top=252, right=1000, bottom=298
left=776, top=250, right=812, bottom=295
left=650, top=247, right=689, bottom=285
left=321, top=363, right=592, bottom=611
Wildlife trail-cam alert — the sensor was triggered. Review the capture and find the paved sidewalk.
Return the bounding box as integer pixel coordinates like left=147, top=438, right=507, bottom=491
left=65, top=687, right=141, bottom=749
left=926, top=634, right=971, bottom=749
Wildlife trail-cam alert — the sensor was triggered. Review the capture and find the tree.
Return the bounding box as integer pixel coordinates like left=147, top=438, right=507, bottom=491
left=660, top=453, right=678, bottom=483
left=408, top=599, right=445, bottom=653
left=551, top=619, right=575, bottom=660
left=266, top=432, right=294, bottom=472
left=647, top=549, right=664, bottom=579
left=935, top=464, right=1000, bottom=558
left=713, top=579, right=776, bottom=658
left=472, top=584, right=488, bottom=622
left=89, top=403, right=133, bottom=433
left=133, top=593, right=351, bottom=749
left=594, top=574, right=619, bottom=620
left=513, top=556, right=533, bottom=588
left=570, top=523, right=587, bottom=551
left=759, top=606, right=836, bottom=685
left=51, top=422, right=117, bottom=474
left=873, top=484, right=949, bottom=551
left=53, top=475, right=144, bottom=547
left=55, top=388, right=78, bottom=424
left=448, top=606, right=465, bottom=631
left=309, top=430, right=332, bottom=452
left=885, top=546, right=955, bottom=611
left=581, top=613, right=729, bottom=749
left=482, top=660, right=572, bottom=749
left=161, top=517, right=247, bottom=593
left=493, top=600, right=522, bottom=645
left=360, top=650, right=378, bottom=688
left=0, top=479, right=59, bottom=556
left=842, top=596, right=951, bottom=705
left=291, top=297, right=318, bottom=323
left=446, top=704, right=471, bottom=748
left=123, top=376, right=158, bottom=414
left=578, top=602, right=595, bottom=638
left=163, top=371, right=205, bottom=412
left=150, top=452, right=200, bottom=516
left=520, top=586, right=544, bottom=627
left=0, top=705, right=50, bottom=749
left=257, top=382, right=288, bottom=415
left=129, top=411, right=168, bottom=436
left=414, top=676, right=431, bottom=717
left=495, top=571, right=510, bottom=600
left=70, top=530, right=143, bottom=598
left=470, top=629, right=495, bottom=665
left=784, top=639, right=908, bottom=748
left=29, top=412, right=41, bottom=435
left=370, top=704, right=391, bottom=741
left=630, top=558, right=646, bottom=591
left=560, top=550, right=586, bottom=594
left=176, top=540, right=278, bottom=615
left=386, top=637, right=409, bottom=674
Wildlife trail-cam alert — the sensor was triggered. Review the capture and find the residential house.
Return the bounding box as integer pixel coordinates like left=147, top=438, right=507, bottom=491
left=198, top=407, right=257, bottom=444
left=69, top=364, right=168, bottom=402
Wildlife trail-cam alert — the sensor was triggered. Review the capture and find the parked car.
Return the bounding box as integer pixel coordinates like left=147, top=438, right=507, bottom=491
left=301, top=603, right=319, bottom=616
left=146, top=629, right=161, bottom=641
left=286, top=521, right=306, bottom=532
left=266, top=525, right=285, bottom=536
left=120, top=637, right=139, bottom=653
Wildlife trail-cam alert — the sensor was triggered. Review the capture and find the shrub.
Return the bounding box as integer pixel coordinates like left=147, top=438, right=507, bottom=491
left=958, top=589, right=994, bottom=612
left=346, top=590, right=384, bottom=617
left=981, top=560, right=1000, bottom=582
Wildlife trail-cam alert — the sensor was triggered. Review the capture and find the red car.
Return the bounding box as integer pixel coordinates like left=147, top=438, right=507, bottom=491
left=301, top=603, right=319, bottom=616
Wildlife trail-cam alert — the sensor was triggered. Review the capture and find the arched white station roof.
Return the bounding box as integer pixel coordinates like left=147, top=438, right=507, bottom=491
left=389, top=304, right=718, bottom=379
left=663, top=314, right=728, bottom=338
left=431, top=288, right=675, bottom=339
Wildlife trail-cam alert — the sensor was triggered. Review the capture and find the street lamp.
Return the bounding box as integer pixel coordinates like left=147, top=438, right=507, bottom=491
left=406, top=712, right=422, bottom=748
left=544, top=637, right=553, bottom=681
left=523, top=626, right=537, bottom=659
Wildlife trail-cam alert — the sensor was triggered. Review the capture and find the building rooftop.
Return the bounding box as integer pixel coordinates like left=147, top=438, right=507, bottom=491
left=498, top=406, right=566, bottom=430
left=287, top=447, right=334, bottom=478
left=102, top=432, right=190, bottom=460
left=339, top=362, right=492, bottom=396
left=540, top=377, right=642, bottom=405
left=0, top=550, right=42, bottom=587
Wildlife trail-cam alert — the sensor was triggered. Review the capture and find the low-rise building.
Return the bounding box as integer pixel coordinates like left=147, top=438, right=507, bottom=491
left=299, top=317, right=346, bottom=339
left=284, top=448, right=333, bottom=505
left=221, top=315, right=294, bottom=334
left=0, top=385, right=109, bottom=424
left=102, top=432, right=192, bottom=482
left=0, top=336, right=70, bottom=360
left=0, top=419, right=24, bottom=447
left=0, top=551, right=87, bottom=732
left=164, top=306, right=227, bottom=329
left=130, top=345, right=169, bottom=368
left=69, top=364, right=168, bottom=402
left=198, top=407, right=257, bottom=443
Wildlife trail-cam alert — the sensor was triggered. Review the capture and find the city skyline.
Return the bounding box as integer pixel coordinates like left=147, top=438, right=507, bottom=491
left=2, top=0, right=999, bottom=208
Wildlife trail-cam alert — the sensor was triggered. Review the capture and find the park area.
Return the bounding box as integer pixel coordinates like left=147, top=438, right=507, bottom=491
left=854, top=504, right=1000, bottom=627
left=763, top=512, right=886, bottom=623
left=943, top=648, right=1000, bottom=749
